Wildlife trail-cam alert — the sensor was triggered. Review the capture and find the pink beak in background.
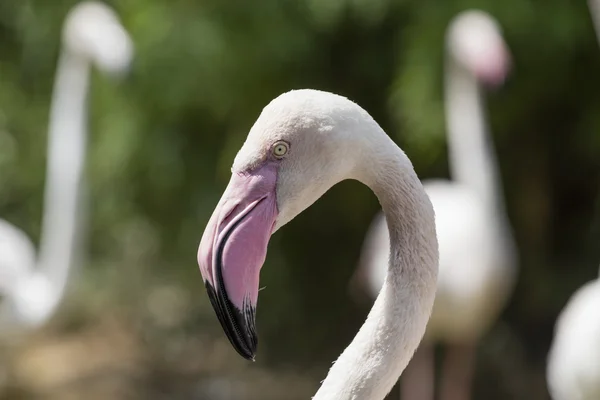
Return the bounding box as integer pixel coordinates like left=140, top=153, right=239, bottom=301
left=474, top=42, right=512, bottom=88
left=197, top=161, right=279, bottom=360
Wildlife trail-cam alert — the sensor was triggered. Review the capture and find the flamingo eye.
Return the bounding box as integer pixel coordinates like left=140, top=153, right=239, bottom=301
left=272, top=141, right=289, bottom=159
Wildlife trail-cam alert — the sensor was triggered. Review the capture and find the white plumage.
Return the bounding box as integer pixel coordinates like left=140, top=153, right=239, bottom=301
left=547, top=273, right=600, bottom=400
left=354, top=10, right=517, bottom=400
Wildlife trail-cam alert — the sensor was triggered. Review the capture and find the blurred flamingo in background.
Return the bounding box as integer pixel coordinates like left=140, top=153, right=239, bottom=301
left=544, top=4, right=600, bottom=399
left=546, top=266, right=600, bottom=400
left=351, top=10, right=517, bottom=400
left=0, top=1, right=133, bottom=338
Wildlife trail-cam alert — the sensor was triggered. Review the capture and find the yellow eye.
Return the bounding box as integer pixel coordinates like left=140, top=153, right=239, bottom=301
left=272, top=141, right=289, bottom=158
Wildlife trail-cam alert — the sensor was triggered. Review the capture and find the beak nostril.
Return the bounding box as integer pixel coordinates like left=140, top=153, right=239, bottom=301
left=221, top=204, right=242, bottom=229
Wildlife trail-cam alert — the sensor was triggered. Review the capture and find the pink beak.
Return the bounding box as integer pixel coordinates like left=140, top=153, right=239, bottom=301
left=197, top=161, right=279, bottom=360
left=474, top=42, right=512, bottom=88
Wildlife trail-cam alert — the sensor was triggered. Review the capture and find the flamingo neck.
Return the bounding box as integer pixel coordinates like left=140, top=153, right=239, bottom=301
left=589, top=0, right=600, bottom=46
left=313, top=144, right=438, bottom=400
left=444, top=57, right=506, bottom=214
left=36, top=49, right=89, bottom=302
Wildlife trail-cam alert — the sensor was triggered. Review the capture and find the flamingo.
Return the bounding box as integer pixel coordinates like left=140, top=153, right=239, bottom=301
left=352, top=10, right=517, bottom=400
left=546, top=266, right=600, bottom=400
left=196, top=89, right=439, bottom=400
left=0, top=1, right=133, bottom=338
left=544, top=4, right=600, bottom=399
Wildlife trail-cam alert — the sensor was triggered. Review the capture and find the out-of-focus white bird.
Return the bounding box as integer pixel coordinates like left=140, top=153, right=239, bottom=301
left=546, top=269, right=600, bottom=400
left=0, top=1, right=133, bottom=338
left=351, top=10, right=517, bottom=400
left=546, top=4, right=600, bottom=399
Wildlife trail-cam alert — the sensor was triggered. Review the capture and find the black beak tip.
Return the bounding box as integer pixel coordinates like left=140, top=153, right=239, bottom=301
left=204, top=281, right=259, bottom=362
left=238, top=345, right=257, bottom=361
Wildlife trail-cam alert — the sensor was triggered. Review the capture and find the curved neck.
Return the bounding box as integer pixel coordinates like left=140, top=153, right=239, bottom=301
left=36, top=49, right=88, bottom=295
left=444, top=56, right=505, bottom=213
left=313, top=139, right=438, bottom=400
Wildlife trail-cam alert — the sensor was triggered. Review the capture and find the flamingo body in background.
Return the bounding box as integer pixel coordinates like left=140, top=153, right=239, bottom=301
left=546, top=268, right=600, bottom=400
left=546, top=270, right=600, bottom=400
left=196, top=89, right=439, bottom=400
left=544, top=3, right=600, bottom=398
left=0, top=1, right=133, bottom=337
left=353, top=10, right=517, bottom=400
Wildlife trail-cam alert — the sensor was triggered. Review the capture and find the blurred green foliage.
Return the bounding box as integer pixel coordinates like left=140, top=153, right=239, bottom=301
left=0, top=0, right=599, bottom=399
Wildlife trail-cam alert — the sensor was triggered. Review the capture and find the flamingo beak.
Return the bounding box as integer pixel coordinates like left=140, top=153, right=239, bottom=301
left=197, top=161, right=279, bottom=360
left=475, top=42, right=512, bottom=88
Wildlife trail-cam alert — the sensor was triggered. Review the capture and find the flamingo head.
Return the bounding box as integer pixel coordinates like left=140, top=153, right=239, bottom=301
left=197, top=90, right=369, bottom=360
left=62, top=1, right=133, bottom=75
left=446, top=10, right=512, bottom=87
